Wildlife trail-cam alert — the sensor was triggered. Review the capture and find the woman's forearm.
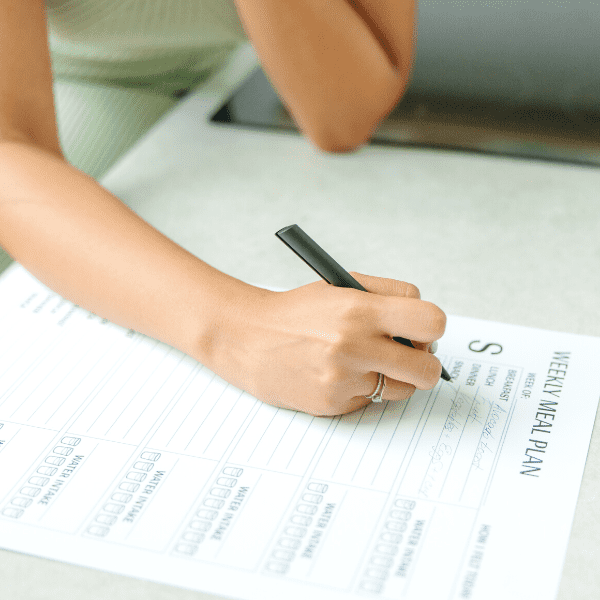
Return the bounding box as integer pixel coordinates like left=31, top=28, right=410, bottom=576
left=0, top=141, right=257, bottom=363
left=234, top=0, right=415, bottom=151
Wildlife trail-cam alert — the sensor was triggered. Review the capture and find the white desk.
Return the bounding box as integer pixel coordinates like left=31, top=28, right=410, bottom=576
left=1, top=44, right=599, bottom=600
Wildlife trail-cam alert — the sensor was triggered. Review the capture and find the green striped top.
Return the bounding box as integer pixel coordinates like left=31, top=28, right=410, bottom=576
left=46, top=0, right=248, bottom=96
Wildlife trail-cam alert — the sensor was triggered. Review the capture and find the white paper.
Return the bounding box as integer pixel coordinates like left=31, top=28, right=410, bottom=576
left=1, top=263, right=599, bottom=600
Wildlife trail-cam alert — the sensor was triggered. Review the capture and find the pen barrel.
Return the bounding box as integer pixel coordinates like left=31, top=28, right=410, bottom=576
left=275, top=225, right=368, bottom=291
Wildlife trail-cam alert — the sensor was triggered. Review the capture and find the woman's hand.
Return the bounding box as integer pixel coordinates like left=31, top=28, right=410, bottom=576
left=204, top=272, right=446, bottom=416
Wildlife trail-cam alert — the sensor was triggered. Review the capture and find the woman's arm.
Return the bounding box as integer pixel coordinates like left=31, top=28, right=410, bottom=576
left=0, top=0, right=63, bottom=154
left=0, top=0, right=247, bottom=361
left=1, top=0, right=445, bottom=418
left=234, top=0, right=416, bottom=152
left=0, top=141, right=260, bottom=363
left=1, top=140, right=445, bottom=419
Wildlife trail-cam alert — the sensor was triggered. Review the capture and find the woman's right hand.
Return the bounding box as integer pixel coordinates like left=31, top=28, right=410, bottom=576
left=202, top=272, right=447, bottom=417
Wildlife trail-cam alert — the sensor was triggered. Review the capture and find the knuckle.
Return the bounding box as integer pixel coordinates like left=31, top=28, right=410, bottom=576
left=339, top=294, right=363, bottom=319
left=320, top=340, right=339, bottom=362
left=337, top=294, right=372, bottom=329
left=319, top=365, right=345, bottom=387
left=404, top=283, right=421, bottom=299
left=321, top=335, right=352, bottom=363
left=421, top=302, right=447, bottom=336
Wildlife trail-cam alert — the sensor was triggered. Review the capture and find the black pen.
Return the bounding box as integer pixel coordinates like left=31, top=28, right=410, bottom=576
left=275, top=224, right=452, bottom=382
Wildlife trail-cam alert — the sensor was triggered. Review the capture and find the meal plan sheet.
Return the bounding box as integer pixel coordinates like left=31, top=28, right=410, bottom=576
left=1, top=263, right=599, bottom=600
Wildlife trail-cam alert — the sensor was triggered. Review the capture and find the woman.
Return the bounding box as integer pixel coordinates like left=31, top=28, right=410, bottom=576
left=0, top=0, right=446, bottom=416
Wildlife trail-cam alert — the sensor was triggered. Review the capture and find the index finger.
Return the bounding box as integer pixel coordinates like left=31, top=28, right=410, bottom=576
left=350, top=272, right=433, bottom=351
left=350, top=272, right=421, bottom=299
left=374, top=296, right=447, bottom=343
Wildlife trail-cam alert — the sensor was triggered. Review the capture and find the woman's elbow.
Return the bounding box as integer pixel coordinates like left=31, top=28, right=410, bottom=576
left=301, top=80, right=406, bottom=154
left=301, top=113, right=378, bottom=154
left=307, top=128, right=369, bottom=154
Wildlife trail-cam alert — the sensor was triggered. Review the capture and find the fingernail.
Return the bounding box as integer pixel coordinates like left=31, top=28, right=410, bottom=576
left=430, top=341, right=438, bottom=354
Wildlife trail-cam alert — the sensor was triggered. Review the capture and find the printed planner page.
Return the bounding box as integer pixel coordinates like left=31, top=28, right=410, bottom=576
left=0, top=263, right=599, bottom=600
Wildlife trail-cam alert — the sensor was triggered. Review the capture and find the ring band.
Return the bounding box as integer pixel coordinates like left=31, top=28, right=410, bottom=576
left=365, top=373, right=386, bottom=403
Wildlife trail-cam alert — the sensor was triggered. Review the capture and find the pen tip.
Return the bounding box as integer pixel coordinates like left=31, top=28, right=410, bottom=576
left=441, top=366, right=452, bottom=382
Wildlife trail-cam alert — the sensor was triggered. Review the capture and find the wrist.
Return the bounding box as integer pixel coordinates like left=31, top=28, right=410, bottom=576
left=185, top=272, right=274, bottom=372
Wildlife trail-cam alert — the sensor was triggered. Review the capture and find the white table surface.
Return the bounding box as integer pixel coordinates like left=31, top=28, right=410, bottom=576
left=2, top=43, right=599, bottom=600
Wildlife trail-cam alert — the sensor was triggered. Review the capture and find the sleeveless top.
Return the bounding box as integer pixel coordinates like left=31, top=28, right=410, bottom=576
left=46, top=0, right=248, bottom=96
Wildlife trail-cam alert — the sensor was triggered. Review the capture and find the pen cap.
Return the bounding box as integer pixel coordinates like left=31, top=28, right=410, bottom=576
left=276, top=225, right=367, bottom=290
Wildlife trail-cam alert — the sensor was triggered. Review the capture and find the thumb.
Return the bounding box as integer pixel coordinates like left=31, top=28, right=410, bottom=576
left=350, top=272, right=430, bottom=352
